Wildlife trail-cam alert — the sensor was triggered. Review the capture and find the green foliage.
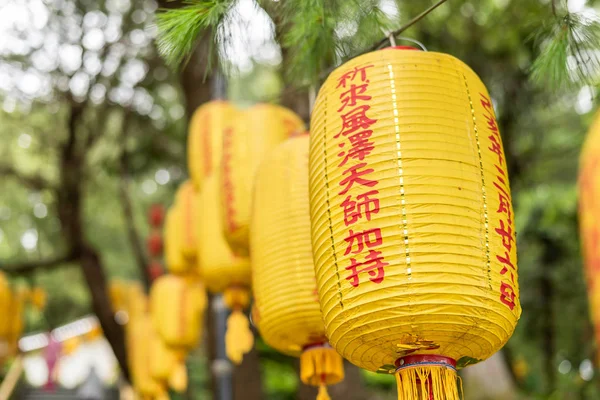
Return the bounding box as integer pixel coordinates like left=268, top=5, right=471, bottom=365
left=156, top=0, right=234, bottom=69
left=531, top=12, right=600, bottom=89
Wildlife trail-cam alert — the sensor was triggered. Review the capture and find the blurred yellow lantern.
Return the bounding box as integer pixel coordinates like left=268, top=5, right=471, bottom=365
left=188, top=101, right=236, bottom=190
left=28, top=286, right=47, bottom=312
left=0, top=272, right=11, bottom=339
left=220, top=103, right=305, bottom=256
left=149, top=333, right=188, bottom=393
left=127, top=313, right=168, bottom=399
left=150, top=274, right=206, bottom=352
left=164, top=203, right=193, bottom=275
left=108, top=280, right=128, bottom=313
left=6, top=287, right=27, bottom=356
left=579, top=111, right=600, bottom=358
left=309, top=47, right=521, bottom=399
left=198, top=175, right=253, bottom=364
left=125, top=282, right=147, bottom=322
left=175, top=181, right=200, bottom=261
left=251, top=135, right=344, bottom=400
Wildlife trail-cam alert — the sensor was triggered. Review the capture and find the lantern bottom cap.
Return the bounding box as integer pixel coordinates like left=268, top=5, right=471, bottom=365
left=394, top=355, right=462, bottom=400
left=300, top=345, right=344, bottom=387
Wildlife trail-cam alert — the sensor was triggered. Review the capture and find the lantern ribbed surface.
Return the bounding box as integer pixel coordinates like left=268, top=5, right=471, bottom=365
left=150, top=274, right=207, bottom=351
left=176, top=181, right=199, bottom=262
left=579, top=111, right=600, bottom=350
left=309, top=48, right=521, bottom=383
left=252, top=135, right=325, bottom=355
left=199, top=175, right=251, bottom=293
left=164, top=204, right=192, bottom=274
left=188, top=101, right=236, bottom=190
left=220, top=103, right=305, bottom=256
left=251, top=135, right=344, bottom=396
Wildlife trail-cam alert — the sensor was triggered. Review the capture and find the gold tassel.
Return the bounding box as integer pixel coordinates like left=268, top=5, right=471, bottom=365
left=168, top=361, right=188, bottom=393
left=316, top=384, right=331, bottom=400
left=225, top=309, right=254, bottom=364
left=395, top=364, right=461, bottom=400
left=300, top=345, right=344, bottom=386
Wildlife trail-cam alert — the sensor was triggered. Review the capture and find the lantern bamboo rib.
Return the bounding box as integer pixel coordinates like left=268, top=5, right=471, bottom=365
left=309, top=49, right=520, bottom=374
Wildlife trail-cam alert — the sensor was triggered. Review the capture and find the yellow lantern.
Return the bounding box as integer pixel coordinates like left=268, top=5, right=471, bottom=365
left=175, top=181, right=200, bottom=261
left=149, top=274, right=207, bottom=352
left=220, top=103, right=305, bottom=256
left=108, top=280, right=128, bottom=313
left=309, top=47, right=521, bottom=399
left=0, top=272, right=11, bottom=339
left=149, top=333, right=188, bottom=393
left=188, top=101, right=236, bottom=190
left=579, top=112, right=600, bottom=357
left=127, top=313, right=168, bottom=399
left=164, top=203, right=193, bottom=275
left=6, top=287, right=27, bottom=356
left=198, top=175, right=253, bottom=364
left=251, top=135, right=344, bottom=400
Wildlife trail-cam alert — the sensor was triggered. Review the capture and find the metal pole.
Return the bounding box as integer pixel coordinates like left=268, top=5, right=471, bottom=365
left=210, top=68, right=232, bottom=400
left=212, top=295, right=233, bottom=400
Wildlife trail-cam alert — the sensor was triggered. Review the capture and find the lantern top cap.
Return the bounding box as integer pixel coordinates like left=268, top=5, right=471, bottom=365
left=385, top=45, right=421, bottom=51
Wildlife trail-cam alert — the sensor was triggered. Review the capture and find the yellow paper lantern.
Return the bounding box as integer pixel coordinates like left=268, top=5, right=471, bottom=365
left=164, top=204, right=193, bottom=275
left=0, top=272, right=11, bottom=339
left=579, top=111, right=600, bottom=357
left=149, top=332, right=188, bottom=393
left=188, top=101, right=236, bottom=190
left=251, top=135, right=344, bottom=400
left=198, top=174, right=254, bottom=364
left=309, top=47, right=521, bottom=399
left=149, top=274, right=207, bottom=352
left=108, top=279, right=128, bottom=313
left=175, top=181, right=200, bottom=261
left=220, top=103, right=305, bottom=256
left=127, top=313, right=168, bottom=399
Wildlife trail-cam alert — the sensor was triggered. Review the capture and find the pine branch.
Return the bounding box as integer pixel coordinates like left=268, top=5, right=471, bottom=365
left=155, top=0, right=232, bottom=68
left=530, top=12, right=600, bottom=89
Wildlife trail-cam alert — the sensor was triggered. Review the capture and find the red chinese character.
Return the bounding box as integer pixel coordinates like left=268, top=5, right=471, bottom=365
left=341, top=190, right=380, bottom=226
left=338, top=130, right=375, bottom=167
left=497, top=191, right=511, bottom=220
left=495, top=220, right=514, bottom=252
left=480, top=94, right=493, bottom=113
left=338, top=83, right=371, bottom=112
left=339, top=163, right=377, bottom=195
left=335, top=105, right=378, bottom=138
left=484, top=113, right=499, bottom=134
left=497, top=251, right=516, bottom=282
left=344, top=228, right=383, bottom=255
left=488, top=134, right=504, bottom=165
left=500, top=281, right=516, bottom=310
left=337, top=64, right=375, bottom=88
left=345, top=249, right=388, bottom=287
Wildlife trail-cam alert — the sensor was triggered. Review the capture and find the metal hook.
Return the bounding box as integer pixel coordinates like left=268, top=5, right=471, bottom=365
left=395, top=36, right=428, bottom=51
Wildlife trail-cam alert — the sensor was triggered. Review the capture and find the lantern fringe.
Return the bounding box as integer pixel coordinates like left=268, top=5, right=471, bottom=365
left=300, top=346, right=344, bottom=386
left=225, top=309, right=254, bottom=365
left=317, top=384, right=331, bottom=400
left=395, top=365, right=462, bottom=400
left=168, top=361, right=188, bottom=393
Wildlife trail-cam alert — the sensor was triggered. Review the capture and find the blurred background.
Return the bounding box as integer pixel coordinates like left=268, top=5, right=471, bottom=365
left=0, top=0, right=599, bottom=399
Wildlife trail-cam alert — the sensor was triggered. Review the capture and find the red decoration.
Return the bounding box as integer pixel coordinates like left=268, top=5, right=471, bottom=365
left=149, top=204, right=165, bottom=227
left=148, top=261, right=164, bottom=281
left=147, top=233, right=163, bottom=256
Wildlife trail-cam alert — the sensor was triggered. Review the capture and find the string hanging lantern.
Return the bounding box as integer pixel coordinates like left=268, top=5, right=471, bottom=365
left=220, top=103, right=305, bottom=256
left=251, top=135, right=344, bottom=400
left=188, top=101, right=236, bottom=190
left=579, top=112, right=600, bottom=356
left=309, top=47, right=521, bottom=399
left=198, top=175, right=253, bottom=364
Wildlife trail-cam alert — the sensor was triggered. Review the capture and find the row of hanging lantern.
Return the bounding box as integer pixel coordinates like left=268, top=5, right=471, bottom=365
left=0, top=272, right=47, bottom=364
left=146, top=44, right=522, bottom=400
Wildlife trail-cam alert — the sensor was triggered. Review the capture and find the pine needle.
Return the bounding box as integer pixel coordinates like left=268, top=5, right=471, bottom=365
left=155, top=0, right=232, bottom=68
left=530, top=13, right=600, bottom=90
